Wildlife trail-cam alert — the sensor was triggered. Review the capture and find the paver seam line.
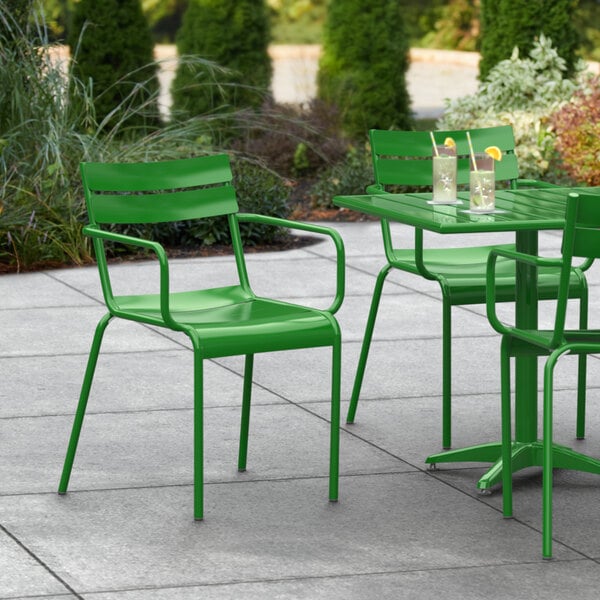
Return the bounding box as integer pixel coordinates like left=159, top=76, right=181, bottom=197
left=57, top=556, right=594, bottom=598
left=0, top=470, right=424, bottom=502
left=0, top=522, right=85, bottom=600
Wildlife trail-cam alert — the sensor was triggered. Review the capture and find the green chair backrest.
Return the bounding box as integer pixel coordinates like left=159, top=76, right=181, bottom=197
left=550, top=192, right=600, bottom=344
left=81, top=154, right=238, bottom=225
left=369, top=126, right=519, bottom=189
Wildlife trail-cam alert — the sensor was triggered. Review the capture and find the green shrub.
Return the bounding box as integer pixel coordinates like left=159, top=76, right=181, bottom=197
left=551, top=77, right=600, bottom=186
left=68, top=0, right=160, bottom=130
left=309, top=146, right=373, bottom=209
left=172, top=0, right=272, bottom=119
left=439, top=36, right=585, bottom=181
left=479, top=0, right=580, bottom=80
left=0, top=4, right=290, bottom=272
left=317, top=0, right=412, bottom=140
left=230, top=99, right=349, bottom=178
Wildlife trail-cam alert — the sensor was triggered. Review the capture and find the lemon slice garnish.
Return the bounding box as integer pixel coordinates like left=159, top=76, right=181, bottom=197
left=444, top=137, right=456, bottom=148
left=485, top=146, right=502, bottom=161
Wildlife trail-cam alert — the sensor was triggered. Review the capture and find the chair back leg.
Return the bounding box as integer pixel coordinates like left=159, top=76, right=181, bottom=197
left=442, top=298, right=452, bottom=449
left=347, top=263, right=392, bottom=423
left=238, top=354, right=254, bottom=472
left=59, top=313, right=112, bottom=494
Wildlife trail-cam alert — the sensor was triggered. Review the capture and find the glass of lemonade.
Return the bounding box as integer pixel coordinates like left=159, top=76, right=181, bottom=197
left=432, top=145, right=457, bottom=204
left=470, top=153, right=495, bottom=213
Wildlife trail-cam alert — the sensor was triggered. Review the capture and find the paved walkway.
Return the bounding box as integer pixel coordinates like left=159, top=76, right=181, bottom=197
left=155, top=45, right=480, bottom=120
left=3, top=221, right=600, bottom=598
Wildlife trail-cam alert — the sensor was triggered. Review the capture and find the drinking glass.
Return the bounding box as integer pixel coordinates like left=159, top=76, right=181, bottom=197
left=432, top=145, right=457, bottom=204
left=469, top=153, right=495, bottom=213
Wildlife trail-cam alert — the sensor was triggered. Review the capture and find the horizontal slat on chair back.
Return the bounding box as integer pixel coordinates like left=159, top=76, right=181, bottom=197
left=570, top=194, right=600, bottom=259
left=370, top=126, right=519, bottom=188
left=81, top=155, right=238, bottom=224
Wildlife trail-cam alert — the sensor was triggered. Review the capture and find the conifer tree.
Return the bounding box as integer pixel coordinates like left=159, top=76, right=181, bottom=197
left=68, top=0, right=159, bottom=128
left=480, top=0, right=580, bottom=80
left=317, top=0, right=413, bottom=140
left=171, top=0, right=272, bottom=118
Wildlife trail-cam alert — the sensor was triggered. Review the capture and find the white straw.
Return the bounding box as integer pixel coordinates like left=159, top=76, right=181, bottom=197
left=429, top=131, right=439, bottom=157
left=466, top=131, right=477, bottom=171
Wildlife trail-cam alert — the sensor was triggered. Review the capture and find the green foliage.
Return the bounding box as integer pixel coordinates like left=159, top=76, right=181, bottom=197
left=551, top=77, right=600, bottom=186
left=479, top=0, right=580, bottom=80
left=317, top=0, right=413, bottom=140
left=68, top=0, right=160, bottom=130
left=0, top=3, right=295, bottom=272
left=172, top=0, right=272, bottom=119
left=230, top=99, right=348, bottom=178
left=575, top=0, right=600, bottom=62
left=309, top=146, right=373, bottom=209
left=420, top=0, right=480, bottom=52
left=269, top=0, right=326, bottom=44
left=0, top=4, right=94, bottom=271
left=439, top=36, right=585, bottom=180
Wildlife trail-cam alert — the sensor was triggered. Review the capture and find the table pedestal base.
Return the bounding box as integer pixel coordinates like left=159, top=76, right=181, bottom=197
left=425, top=441, right=600, bottom=490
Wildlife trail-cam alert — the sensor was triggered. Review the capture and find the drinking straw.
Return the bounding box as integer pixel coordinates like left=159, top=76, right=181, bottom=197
left=429, top=131, right=439, bottom=157
left=466, top=131, right=477, bottom=171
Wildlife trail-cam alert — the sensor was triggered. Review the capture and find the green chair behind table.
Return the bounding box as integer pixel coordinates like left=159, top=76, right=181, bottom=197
left=347, top=126, right=590, bottom=450
left=487, top=192, right=600, bottom=558
left=58, top=154, right=345, bottom=520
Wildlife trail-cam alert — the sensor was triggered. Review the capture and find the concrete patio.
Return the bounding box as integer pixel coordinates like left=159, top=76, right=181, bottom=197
left=3, top=220, right=600, bottom=598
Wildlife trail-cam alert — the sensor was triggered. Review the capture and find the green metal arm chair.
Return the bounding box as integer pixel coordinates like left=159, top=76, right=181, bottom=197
left=347, top=126, right=590, bottom=450
left=58, top=154, right=345, bottom=521
left=487, top=192, right=600, bottom=559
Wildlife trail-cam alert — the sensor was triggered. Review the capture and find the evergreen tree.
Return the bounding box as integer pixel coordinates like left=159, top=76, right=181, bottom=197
left=68, top=0, right=159, bottom=128
left=479, top=0, right=580, bottom=80
left=317, top=0, right=412, bottom=140
left=171, top=0, right=272, bottom=119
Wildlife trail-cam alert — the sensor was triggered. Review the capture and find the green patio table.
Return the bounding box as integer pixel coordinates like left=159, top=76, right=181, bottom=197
left=334, top=186, right=600, bottom=491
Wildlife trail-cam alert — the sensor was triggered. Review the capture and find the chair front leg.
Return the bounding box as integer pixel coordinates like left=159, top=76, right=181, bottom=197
left=59, top=313, right=112, bottom=494
left=501, top=336, right=513, bottom=519
left=191, top=340, right=204, bottom=521
left=347, top=263, right=392, bottom=423
left=238, top=354, right=254, bottom=472
left=330, top=338, right=342, bottom=502
left=543, top=352, right=559, bottom=559
left=576, top=288, right=588, bottom=439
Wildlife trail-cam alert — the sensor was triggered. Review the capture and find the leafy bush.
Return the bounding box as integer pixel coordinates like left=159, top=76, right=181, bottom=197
left=439, top=35, right=585, bottom=181
left=68, top=0, right=160, bottom=130
left=317, top=0, right=412, bottom=140
left=0, top=4, right=292, bottom=272
left=551, top=77, right=600, bottom=186
left=172, top=0, right=272, bottom=119
left=230, top=99, right=349, bottom=178
left=309, top=146, right=373, bottom=209
left=479, top=0, right=579, bottom=80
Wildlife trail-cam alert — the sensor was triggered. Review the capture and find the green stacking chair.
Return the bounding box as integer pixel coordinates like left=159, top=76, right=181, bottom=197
left=487, top=192, right=600, bottom=558
left=347, top=126, right=589, bottom=450
left=58, top=154, right=345, bottom=520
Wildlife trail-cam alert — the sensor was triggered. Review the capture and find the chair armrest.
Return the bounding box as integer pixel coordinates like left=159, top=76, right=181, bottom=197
left=83, top=226, right=177, bottom=328
left=235, top=213, right=345, bottom=314
left=486, top=247, right=563, bottom=336
left=516, top=179, right=560, bottom=189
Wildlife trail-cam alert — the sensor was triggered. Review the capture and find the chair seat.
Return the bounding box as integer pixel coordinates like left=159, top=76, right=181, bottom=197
left=115, top=285, right=336, bottom=358
left=392, top=244, right=586, bottom=304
